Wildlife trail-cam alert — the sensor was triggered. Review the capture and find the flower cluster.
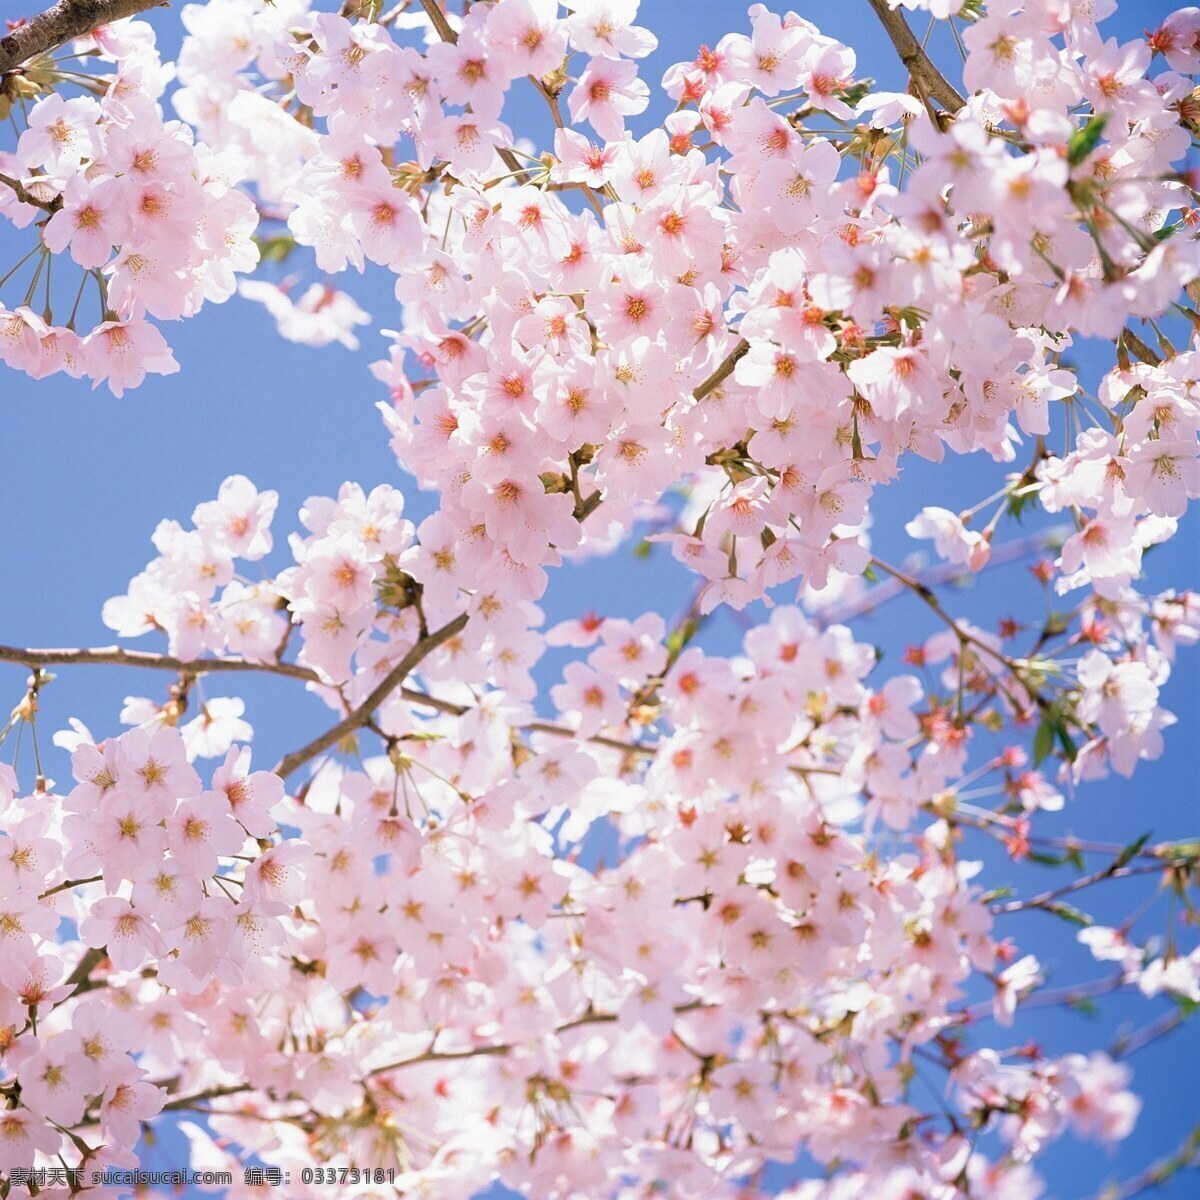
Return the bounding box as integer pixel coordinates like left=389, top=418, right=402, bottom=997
left=0, top=21, right=258, bottom=394
left=2, top=0, right=1200, bottom=1196
left=0, top=730, right=286, bottom=1172
left=6, top=600, right=1136, bottom=1196
left=102, top=474, right=285, bottom=664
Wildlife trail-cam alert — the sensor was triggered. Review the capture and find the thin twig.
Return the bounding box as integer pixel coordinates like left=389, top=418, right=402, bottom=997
left=1085, top=1124, right=1200, bottom=1200
left=992, top=863, right=1168, bottom=916
left=366, top=1000, right=708, bottom=1078
left=0, top=642, right=319, bottom=680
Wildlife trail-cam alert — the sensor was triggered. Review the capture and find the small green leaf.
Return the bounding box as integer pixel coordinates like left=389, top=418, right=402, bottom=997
left=1042, top=611, right=1070, bottom=638
left=1055, top=721, right=1078, bottom=762
left=1113, top=832, right=1153, bottom=871
left=981, top=887, right=1015, bottom=903
left=253, top=233, right=297, bottom=264
left=1045, top=901, right=1092, bottom=927
left=1027, top=850, right=1067, bottom=867
left=1033, top=719, right=1056, bottom=766
left=1067, top=114, right=1109, bottom=167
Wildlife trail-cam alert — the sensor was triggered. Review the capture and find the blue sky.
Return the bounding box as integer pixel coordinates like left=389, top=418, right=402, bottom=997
left=0, top=0, right=1197, bottom=1195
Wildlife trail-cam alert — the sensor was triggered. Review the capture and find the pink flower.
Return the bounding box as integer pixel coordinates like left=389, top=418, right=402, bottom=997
left=43, top=175, right=128, bottom=269
left=568, top=58, right=650, bottom=141
left=101, top=1063, right=165, bottom=1148
left=748, top=137, right=841, bottom=234
left=167, top=791, right=246, bottom=876
left=994, top=954, right=1043, bottom=1026
left=847, top=344, right=942, bottom=421
left=17, top=1031, right=97, bottom=1126
left=906, top=506, right=991, bottom=571
left=17, top=93, right=100, bottom=171
left=553, top=127, right=618, bottom=189
left=1123, top=439, right=1200, bottom=518
left=181, top=697, right=254, bottom=760
left=83, top=318, right=180, bottom=397
left=193, top=474, right=279, bottom=560
left=79, top=897, right=166, bottom=972
left=211, top=746, right=283, bottom=839
left=1058, top=1053, right=1141, bottom=1143
left=0, top=1107, right=60, bottom=1172
left=550, top=661, right=626, bottom=738
left=566, top=0, right=657, bottom=60
left=486, top=0, right=567, bottom=78
left=239, top=281, right=371, bottom=350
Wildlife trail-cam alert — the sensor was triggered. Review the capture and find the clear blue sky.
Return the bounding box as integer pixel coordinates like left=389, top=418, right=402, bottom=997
left=0, top=1, right=1196, bottom=1196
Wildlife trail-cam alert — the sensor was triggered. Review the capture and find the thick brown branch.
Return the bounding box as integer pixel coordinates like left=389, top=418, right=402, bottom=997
left=692, top=338, right=749, bottom=402
left=0, top=0, right=167, bottom=74
left=273, top=614, right=468, bottom=780
left=863, top=0, right=966, bottom=116
left=417, top=0, right=456, bottom=45
left=0, top=170, right=59, bottom=212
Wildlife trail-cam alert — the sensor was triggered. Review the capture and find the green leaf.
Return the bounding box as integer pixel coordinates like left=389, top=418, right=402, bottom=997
left=1067, top=114, right=1109, bottom=167
left=981, top=887, right=1015, bottom=903
left=1006, top=488, right=1038, bottom=523
left=1042, top=611, right=1070, bottom=638
left=1033, top=718, right=1056, bottom=766
left=253, top=233, right=297, bottom=264
left=665, top=616, right=701, bottom=660
left=1112, top=832, right=1153, bottom=871
left=1162, top=839, right=1200, bottom=861
left=1044, top=901, right=1092, bottom=927
left=1055, top=721, right=1078, bottom=762
left=1027, top=850, right=1068, bottom=867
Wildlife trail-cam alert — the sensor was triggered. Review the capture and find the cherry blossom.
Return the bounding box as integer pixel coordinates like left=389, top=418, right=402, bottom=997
left=0, top=0, right=1198, bottom=1195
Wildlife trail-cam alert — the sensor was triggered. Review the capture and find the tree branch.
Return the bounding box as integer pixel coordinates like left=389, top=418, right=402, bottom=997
left=162, top=1083, right=255, bottom=1112
left=692, top=338, right=749, bottom=402
left=1086, top=1124, right=1200, bottom=1200
left=273, top=613, right=468, bottom=780
left=0, top=642, right=655, bottom=758
left=0, top=641, right=319, bottom=680
left=863, top=0, right=966, bottom=116
left=0, top=0, right=168, bottom=75
left=366, top=1000, right=709, bottom=1078
left=417, top=0, right=547, bottom=190
left=417, top=0, right=456, bottom=45
left=0, top=170, right=59, bottom=212
left=813, top=533, right=1054, bottom=629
